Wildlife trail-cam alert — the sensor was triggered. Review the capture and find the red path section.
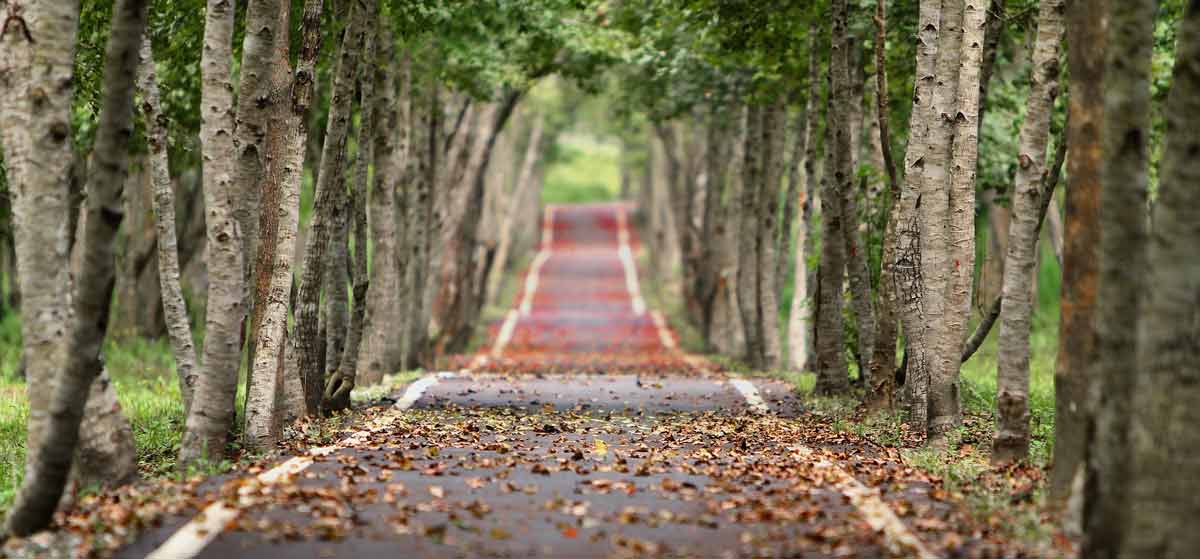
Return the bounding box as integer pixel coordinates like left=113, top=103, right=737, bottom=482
left=466, top=203, right=708, bottom=375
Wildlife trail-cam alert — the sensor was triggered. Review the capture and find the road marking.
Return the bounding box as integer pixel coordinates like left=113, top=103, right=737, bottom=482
left=649, top=310, right=677, bottom=350
left=615, top=206, right=646, bottom=315
left=793, top=446, right=939, bottom=559
left=147, top=372, right=455, bottom=559
left=490, top=309, right=520, bottom=358
left=728, top=380, right=935, bottom=559
left=728, top=378, right=769, bottom=414
left=519, top=205, right=555, bottom=316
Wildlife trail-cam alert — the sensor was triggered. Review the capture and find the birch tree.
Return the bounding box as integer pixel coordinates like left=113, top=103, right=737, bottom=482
left=245, top=0, right=326, bottom=446
left=179, top=0, right=246, bottom=466
left=292, top=0, right=367, bottom=416
left=3, top=0, right=147, bottom=535
left=139, top=39, right=198, bottom=411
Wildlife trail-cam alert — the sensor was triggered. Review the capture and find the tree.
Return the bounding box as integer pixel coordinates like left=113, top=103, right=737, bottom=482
left=325, top=2, right=381, bottom=413
left=178, top=0, right=246, bottom=466
left=292, top=0, right=367, bottom=417
left=1082, top=0, right=1155, bottom=554
left=357, top=38, right=409, bottom=388
left=2, top=0, right=147, bottom=536
left=139, top=38, right=198, bottom=411
left=1053, top=0, right=1105, bottom=498
left=893, top=0, right=943, bottom=429
left=865, top=0, right=903, bottom=410
left=992, top=0, right=1065, bottom=463
left=244, top=0, right=326, bottom=446
left=787, top=33, right=821, bottom=372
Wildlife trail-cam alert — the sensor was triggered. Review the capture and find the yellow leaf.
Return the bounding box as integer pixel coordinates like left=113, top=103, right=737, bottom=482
left=593, top=439, right=609, bottom=456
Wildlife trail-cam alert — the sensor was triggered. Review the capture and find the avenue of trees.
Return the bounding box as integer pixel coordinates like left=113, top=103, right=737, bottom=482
left=0, top=0, right=1196, bottom=556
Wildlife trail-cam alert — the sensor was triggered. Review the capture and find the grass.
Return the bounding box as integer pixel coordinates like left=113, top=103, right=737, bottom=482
left=0, top=304, right=426, bottom=513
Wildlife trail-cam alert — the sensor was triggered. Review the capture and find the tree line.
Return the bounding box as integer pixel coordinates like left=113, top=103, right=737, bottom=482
left=620, top=0, right=1197, bottom=555
left=0, top=0, right=1196, bottom=555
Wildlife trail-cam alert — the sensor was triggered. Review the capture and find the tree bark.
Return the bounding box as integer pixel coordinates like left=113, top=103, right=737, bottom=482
left=243, top=0, right=323, bottom=447
left=895, top=0, right=943, bottom=430
left=487, top=114, right=543, bottom=308
left=179, top=0, right=245, bottom=466
left=357, top=40, right=409, bottom=387
left=139, top=38, right=198, bottom=410
left=4, top=0, right=145, bottom=536
left=325, top=5, right=379, bottom=412
left=1123, top=6, right=1200, bottom=555
left=787, top=34, right=820, bottom=373
left=865, top=0, right=902, bottom=410
left=992, top=0, right=1065, bottom=463
left=814, top=89, right=849, bottom=393
left=292, top=0, right=366, bottom=416
left=756, top=99, right=786, bottom=370
left=233, top=0, right=289, bottom=340
left=915, top=0, right=964, bottom=444
left=1082, top=0, right=1154, bottom=554
left=736, top=106, right=764, bottom=370
left=1052, top=0, right=1106, bottom=500
left=403, top=78, right=441, bottom=370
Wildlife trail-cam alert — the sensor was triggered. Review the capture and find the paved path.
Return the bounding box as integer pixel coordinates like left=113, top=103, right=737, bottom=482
left=119, top=203, right=955, bottom=559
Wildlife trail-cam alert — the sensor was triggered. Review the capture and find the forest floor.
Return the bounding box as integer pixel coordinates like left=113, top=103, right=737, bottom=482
left=3, top=203, right=1072, bottom=558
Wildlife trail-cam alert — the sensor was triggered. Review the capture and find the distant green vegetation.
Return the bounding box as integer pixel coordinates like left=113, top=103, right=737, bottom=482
left=542, top=132, right=622, bottom=204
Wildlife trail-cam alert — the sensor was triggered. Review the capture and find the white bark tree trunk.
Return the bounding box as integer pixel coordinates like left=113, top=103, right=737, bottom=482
left=179, top=0, right=246, bottom=466
left=992, top=0, right=1064, bottom=463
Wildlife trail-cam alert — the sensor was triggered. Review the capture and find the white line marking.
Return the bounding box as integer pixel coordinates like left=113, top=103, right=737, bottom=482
left=792, top=446, right=939, bottom=559
left=491, top=309, right=520, bottom=358
left=519, top=250, right=550, bottom=315
left=649, top=310, right=677, bottom=350
left=729, top=378, right=770, bottom=414
left=615, top=206, right=646, bottom=315
left=519, top=205, right=555, bottom=316
left=148, top=372, right=456, bottom=559
left=728, top=381, right=935, bottom=559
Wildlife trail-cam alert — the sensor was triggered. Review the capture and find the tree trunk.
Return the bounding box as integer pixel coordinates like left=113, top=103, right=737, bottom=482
left=814, top=93, right=849, bottom=393
left=179, top=0, right=245, bottom=466
left=914, top=0, right=964, bottom=444
left=1123, top=6, right=1200, bottom=555
left=929, top=0, right=986, bottom=444
left=787, top=32, right=820, bottom=372
left=244, top=0, right=322, bottom=447
left=865, top=0, right=903, bottom=410
left=3, top=0, right=145, bottom=536
left=292, top=0, right=367, bottom=416
left=233, top=0, right=289, bottom=341
left=139, top=38, right=198, bottom=410
left=403, top=78, right=441, bottom=370
left=992, top=0, right=1065, bottom=463
left=894, top=0, right=943, bottom=430
left=1082, top=0, right=1154, bottom=554
left=1052, top=0, right=1106, bottom=500
left=487, top=114, right=543, bottom=307
left=437, top=92, right=521, bottom=353
left=326, top=6, right=380, bottom=412
left=698, top=106, right=731, bottom=348
left=736, top=106, right=764, bottom=370
left=358, top=40, right=409, bottom=387
left=756, top=99, right=786, bottom=370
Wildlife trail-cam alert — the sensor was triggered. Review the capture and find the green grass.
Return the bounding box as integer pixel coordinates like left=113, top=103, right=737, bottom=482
left=0, top=303, right=426, bottom=512
left=542, top=133, right=622, bottom=204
